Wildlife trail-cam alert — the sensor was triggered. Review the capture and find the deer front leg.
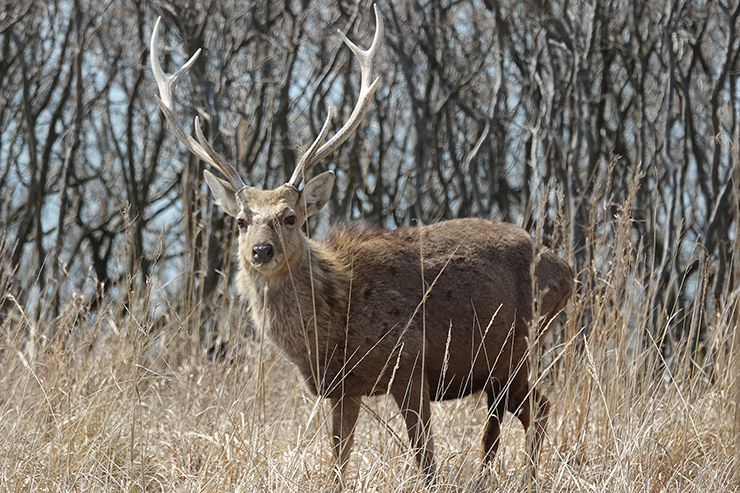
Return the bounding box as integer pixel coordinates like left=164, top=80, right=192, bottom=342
left=330, top=396, right=361, bottom=488
left=391, top=374, right=436, bottom=483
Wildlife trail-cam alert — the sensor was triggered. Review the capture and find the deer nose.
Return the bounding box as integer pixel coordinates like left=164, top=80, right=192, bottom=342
left=252, top=245, right=274, bottom=264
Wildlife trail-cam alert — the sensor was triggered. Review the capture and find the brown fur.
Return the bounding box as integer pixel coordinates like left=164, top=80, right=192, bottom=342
left=228, top=180, right=573, bottom=483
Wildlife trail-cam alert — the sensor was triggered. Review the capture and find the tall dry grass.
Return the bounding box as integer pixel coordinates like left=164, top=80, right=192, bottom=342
left=1, top=166, right=738, bottom=492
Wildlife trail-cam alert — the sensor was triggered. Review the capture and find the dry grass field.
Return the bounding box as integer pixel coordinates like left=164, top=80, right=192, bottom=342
left=1, top=177, right=738, bottom=493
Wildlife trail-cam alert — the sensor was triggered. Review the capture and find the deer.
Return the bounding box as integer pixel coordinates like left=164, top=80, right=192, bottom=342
left=150, top=5, right=573, bottom=486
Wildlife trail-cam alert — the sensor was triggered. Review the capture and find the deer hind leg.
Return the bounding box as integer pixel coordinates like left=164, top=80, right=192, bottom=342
left=482, top=383, right=506, bottom=465
left=391, top=374, right=436, bottom=483
left=508, top=381, right=550, bottom=480
left=330, top=396, right=362, bottom=488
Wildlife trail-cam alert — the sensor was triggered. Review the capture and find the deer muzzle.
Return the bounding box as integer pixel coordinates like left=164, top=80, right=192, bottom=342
left=252, top=244, right=274, bottom=264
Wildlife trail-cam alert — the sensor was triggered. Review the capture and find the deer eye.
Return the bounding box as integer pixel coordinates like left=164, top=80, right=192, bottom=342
left=283, top=215, right=296, bottom=227
left=236, top=218, right=248, bottom=229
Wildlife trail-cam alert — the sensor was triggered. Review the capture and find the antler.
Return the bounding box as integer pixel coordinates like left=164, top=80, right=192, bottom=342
left=286, top=4, right=384, bottom=190
left=150, top=17, right=247, bottom=191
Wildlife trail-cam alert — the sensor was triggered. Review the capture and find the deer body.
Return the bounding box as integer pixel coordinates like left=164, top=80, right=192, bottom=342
left=228, top=187, right=573, bottom=480
left=244, top=218, right=571, bottom=401
left=151, top=6, right=573, bottom=484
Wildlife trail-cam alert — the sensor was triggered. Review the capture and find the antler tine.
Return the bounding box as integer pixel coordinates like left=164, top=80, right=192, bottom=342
left=286, top=108, right=334, bottom=190
left=150, top=17, right=247, bottom=191
left=286, top=4, right=384, bottom=189
left=193, top=116, right=247, bottom=189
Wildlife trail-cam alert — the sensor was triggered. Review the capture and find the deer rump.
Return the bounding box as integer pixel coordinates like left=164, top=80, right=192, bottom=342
left=292, top=217, right=572, bottom=403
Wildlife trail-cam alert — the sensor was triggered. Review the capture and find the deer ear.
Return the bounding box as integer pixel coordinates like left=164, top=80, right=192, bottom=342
left=299, top=170, right=335, bottom=217
left=204, top=170, right=239, bottom=217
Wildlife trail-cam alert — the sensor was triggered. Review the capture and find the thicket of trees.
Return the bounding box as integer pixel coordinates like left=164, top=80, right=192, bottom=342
left=2, top=0, right=738, bottom=351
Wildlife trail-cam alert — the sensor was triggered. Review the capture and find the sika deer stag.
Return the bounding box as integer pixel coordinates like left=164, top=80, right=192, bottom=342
left=151, top=6, right=573, bottom=485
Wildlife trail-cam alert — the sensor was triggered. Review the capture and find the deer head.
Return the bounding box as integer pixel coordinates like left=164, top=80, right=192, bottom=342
left=150, top=6, right=383, bottom=275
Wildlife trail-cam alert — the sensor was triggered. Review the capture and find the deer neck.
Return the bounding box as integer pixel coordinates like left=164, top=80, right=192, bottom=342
left=237, top=235, right=349, bottom=365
